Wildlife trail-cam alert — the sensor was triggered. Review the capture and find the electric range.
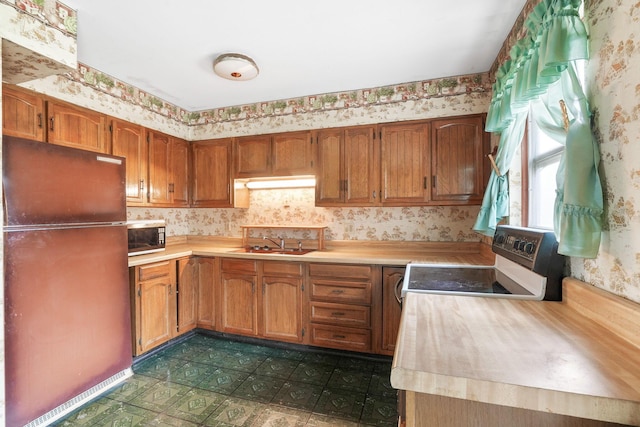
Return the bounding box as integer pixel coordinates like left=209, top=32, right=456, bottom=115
left=401, top=225, right=565, bottom=301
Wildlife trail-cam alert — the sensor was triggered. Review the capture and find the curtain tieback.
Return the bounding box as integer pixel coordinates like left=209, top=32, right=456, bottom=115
left=488, top=153, right=501, bottom=176
left=560, top=100, right=569, bottom=131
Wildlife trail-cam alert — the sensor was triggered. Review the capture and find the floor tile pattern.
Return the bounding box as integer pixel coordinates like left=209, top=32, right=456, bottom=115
left=54, top=334, right=397, bottom=426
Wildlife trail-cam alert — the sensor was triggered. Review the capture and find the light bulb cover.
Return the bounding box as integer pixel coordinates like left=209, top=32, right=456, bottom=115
left=213, top=53, right=259, bottom=81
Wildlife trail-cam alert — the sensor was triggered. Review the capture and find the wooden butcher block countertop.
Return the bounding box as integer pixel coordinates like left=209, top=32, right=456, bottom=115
left=391, top=277, right=640, bottom=425
left=128, top=237, right=496, bottom=267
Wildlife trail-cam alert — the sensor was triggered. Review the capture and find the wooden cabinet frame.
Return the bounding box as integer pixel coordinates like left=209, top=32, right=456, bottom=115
left=235, top=131, right=314, bottom=178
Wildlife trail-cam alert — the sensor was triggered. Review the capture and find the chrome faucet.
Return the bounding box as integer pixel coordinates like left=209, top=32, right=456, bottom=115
left=263, top=236, right=285, bottom=249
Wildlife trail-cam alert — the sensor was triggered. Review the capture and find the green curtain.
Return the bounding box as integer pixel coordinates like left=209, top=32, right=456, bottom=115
left=474, top=0, right=603, bottom=258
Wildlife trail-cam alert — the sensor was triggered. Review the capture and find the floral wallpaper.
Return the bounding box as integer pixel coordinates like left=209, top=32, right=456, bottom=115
left=571, top=0, right=640, bottom=302
left=128, top=189, right=481, bottom=243
left=0, top=0, right=77, bottom=35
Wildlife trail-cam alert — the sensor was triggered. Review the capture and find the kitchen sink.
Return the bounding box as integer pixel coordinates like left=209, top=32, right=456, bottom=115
left=234, top=247, right=315, bottom=255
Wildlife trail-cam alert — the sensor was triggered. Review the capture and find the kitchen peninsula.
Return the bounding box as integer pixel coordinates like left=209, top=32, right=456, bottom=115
left=391, top=278, right=640, bottom=427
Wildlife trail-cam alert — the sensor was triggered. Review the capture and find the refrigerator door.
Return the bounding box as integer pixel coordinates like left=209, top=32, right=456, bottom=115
left=4, top=225, right=132, bottom=427
left=3, top=136, right=126, bottom=227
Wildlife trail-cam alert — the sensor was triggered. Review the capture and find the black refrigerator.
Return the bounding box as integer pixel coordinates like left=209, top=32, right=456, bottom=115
left=3, top=136, right=133, bottom=426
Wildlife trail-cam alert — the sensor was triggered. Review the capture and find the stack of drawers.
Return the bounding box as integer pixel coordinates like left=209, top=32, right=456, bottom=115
left=307, top=263, right=373, bottom=352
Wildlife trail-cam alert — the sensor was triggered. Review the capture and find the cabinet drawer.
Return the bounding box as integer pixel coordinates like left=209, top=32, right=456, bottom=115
left=263, top=261, right=303, bottom=277
left=310, top=302, right=370, bottom=327
left=309, top=263, right=372, bottom=280
left=222, top=258, right=257, bottom=273
left=308, top=324, right=371, bottom=352
left=310, top=279, right=372, bottom=304
left=137, top=261, right=171, bottom=281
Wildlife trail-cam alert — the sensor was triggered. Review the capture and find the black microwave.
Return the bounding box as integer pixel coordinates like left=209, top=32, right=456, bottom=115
left=127, top=220, right=166, bottom=256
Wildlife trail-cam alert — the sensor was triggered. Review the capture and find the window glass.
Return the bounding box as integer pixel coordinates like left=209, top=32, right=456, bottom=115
left=527, top=113, right=563, bottom=230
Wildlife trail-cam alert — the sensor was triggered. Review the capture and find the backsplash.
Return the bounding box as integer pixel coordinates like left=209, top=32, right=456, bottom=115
left=128, top=188, right=482, bottom=242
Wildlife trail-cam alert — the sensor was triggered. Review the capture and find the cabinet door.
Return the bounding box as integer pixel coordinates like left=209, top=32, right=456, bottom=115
left=272, top=131, right=314, bottom=176
left=169, top=138, right=190, bottom=206
left=196, top=258, right=217, bottom=330
left=235, top=135, right=271, bottom=177
left=148, top=130, right=172, bottom=204
left=192, top=139, right=233, bottom=207
left=315, top=129, right=344, bottom=205
left=2, top=85, right=45, bottom=141
left=380, top=267, right=404, bottom=356
left=177, top=258, right=198, bottom=333
left=431, top=115, right=487, bottom=203
left=47, top=100, right=108, bottom=153
left=381, top=122, right=430, bottom=205
left=137, top=276, right=175, bottom=354
left=110, top=119, right=148, bottom=205
left=261, top=275, right=303, bottom=343
left=344, top=126, right=379, bottom=205
left=220, top=272, right=258, bottom=335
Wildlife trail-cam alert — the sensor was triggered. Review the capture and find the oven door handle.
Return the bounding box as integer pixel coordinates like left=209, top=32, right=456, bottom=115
left=394, top=275, right=404, bottom=304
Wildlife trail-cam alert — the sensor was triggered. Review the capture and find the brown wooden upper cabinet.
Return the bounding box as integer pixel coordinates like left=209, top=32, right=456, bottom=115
left=431, top=114, right=488, bottom=204
left=380, top=121, right=431, bottom=205
left=110, top=118, right=148, bottom=205
left=315, top=126, right=379, bottom=206
left=192, top=138, right=242, bottom=208
left=2, top=84, right=45, bottom=141
left=235, top=131, right=314, bottom=178
left=47, top=99, right=109, bottom=153
left=148, top=130, right=189, bottom=207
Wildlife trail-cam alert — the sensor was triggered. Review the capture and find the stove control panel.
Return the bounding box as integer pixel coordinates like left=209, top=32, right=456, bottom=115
left=492, top=225, right=563, bottom=274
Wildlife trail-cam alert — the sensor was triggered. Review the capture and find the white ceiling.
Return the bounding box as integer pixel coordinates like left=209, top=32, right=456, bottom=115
left=61, top=0, right=526, bottom=111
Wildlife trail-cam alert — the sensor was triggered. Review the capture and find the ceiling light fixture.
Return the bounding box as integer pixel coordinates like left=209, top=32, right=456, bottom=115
left=213, top=53, right=259, bottom=81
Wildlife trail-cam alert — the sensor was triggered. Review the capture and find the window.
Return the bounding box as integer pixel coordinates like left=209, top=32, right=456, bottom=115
left=526, top=113, right=563, bottom=230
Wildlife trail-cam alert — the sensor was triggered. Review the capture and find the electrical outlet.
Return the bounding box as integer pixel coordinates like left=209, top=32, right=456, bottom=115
left=344, top=222, right=354, bottom=233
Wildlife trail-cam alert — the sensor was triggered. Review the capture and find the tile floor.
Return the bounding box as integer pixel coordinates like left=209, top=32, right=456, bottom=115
left=54, top=333, right=398, bottom=426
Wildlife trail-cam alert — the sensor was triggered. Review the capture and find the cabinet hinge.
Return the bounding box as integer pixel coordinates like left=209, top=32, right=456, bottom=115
left=301, top=328, right=305, bottom=337
left=373, top=130, right=376, bottom=139
left=138, top=338, right=142, bottom=346
left=146, top=134, right=150, bottom=143
left=432, top=175, right=436, bottom=188
left=301, top=284, right=305, bottom=291
left=109, top=124, right=113, bottom=133
left=137, top=287, right=141, bottom=297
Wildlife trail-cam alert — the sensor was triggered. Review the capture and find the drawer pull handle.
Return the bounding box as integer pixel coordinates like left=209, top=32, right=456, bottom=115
left=331, top=289, right=345, bottom=294
left=331, top=312, right=346, bottom=316
left=333, top=334, right=346, bottom=339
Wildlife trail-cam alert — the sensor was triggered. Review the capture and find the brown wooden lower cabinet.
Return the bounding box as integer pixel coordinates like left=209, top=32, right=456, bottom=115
left=196, top=257, right=217, bottom=329
left=176, top=257, right=198, bottom=334
left=381, top=266, right=404, bottom=356
left=130, top=260, right=177, bottom=356
left=131, top=256, right=209, bottom=356
left=402, top=391, right=623, bottom=427
left=306, top=263, right=380, bottom=353
left=220, top=258, right=258, bottom=336
left=131, top=257, right=391, bottom=356
left=219, top=259, right=304, bottom=343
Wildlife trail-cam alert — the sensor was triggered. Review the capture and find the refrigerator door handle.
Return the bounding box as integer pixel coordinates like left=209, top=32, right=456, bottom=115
left=4, top=221, right=127, bottom=233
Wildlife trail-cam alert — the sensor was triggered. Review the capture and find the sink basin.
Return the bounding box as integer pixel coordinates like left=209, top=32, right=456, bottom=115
left=235, top=247, right=315, bottom=255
